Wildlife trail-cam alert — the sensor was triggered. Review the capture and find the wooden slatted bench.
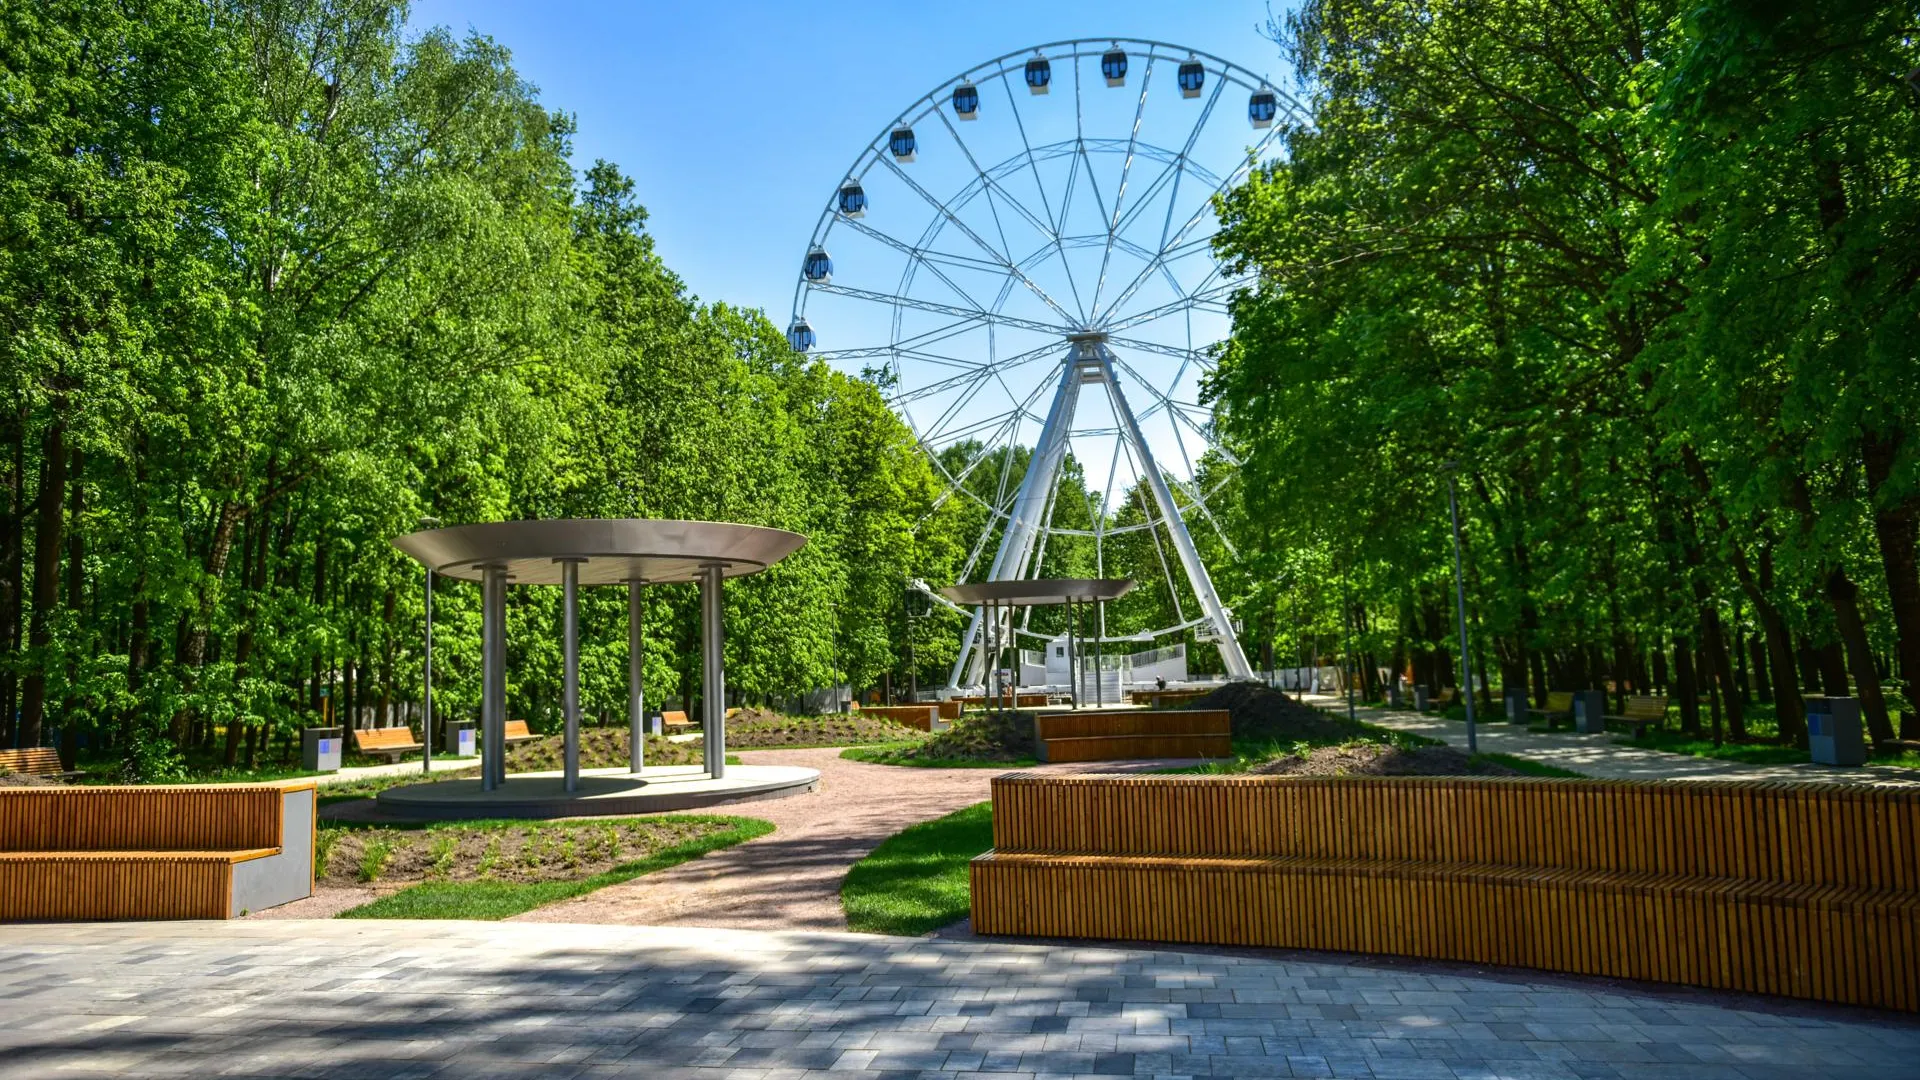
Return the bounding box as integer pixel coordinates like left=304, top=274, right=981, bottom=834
left=0, top=747, right=79, bottom=781
left=1604, top=695, right=1668, bottom=739
left=1129, top=689, right=1209, bottom=710
left=1031, top=709, right=1232, bottom=763
left=659, top=711, right=694, bottom=731
left=1527, top=690, right=1575, bottom=728
left=936, top=699, right=963, bottom=721
left=350, top=726, right=423, bottom=761
left=970, top=773, right=1920, bottom=1012
left=0, top=784, right=315, bottom=920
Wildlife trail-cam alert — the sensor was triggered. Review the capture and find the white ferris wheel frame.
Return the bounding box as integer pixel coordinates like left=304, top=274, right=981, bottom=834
left=790, top=38, right=1306, bottom=689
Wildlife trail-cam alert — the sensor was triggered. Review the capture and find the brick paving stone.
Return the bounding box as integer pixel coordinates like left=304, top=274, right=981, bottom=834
left=0, top=922, right=1912, bottom=1079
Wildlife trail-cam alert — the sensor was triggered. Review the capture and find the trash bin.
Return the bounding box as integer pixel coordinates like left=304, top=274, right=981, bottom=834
left=1807, top=696, right=1866, bottom=766
left=302, top=726, right=342, bottom=773
left=1573, top=690, right=1607, bottom=734
left=1505, top=687, right=1530, bottom=724
left=645, top=713, right=664, bottom=737
left=443, top=721, right=476, bottom=758
left=1414, top=685, right=1429, bottom=711
left=1387, top=684, right=1404, bottom=709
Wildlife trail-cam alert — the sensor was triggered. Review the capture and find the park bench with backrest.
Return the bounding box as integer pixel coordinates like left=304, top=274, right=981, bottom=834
left=1604, top=694, right=1668, bottom=739
left=1527, top=690, right=1575, bottom=728
left=969, top=772, right=1920, bottom=1013
left=350, top=726, right=423, bottom=761
left=660, top=710, right=693, bottom=730
left=0, top=747, right=81, bottom=781
left=501, top=720, right=541, bottom=746
left=0, top=783, right=315, bottom=920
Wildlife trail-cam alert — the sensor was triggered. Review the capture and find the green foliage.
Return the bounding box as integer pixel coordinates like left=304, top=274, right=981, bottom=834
left=841, top=801, right=992, bottom=935
left=0, top=3, right=951, bottom=772
left=1208, top=0, right=1920, bottom=745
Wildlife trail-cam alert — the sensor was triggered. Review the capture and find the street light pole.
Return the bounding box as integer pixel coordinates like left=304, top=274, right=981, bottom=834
left=419, top=516, right=440, bottom=775
left=1443, top=465, right=1478, bottom=754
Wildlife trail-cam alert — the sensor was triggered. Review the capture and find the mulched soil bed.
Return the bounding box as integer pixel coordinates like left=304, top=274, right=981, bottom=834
left=315, top=818, right=728, bottom=889
left=725, top=709, right=928, bottom=748
left=0, top=770, right=61, bottom=787
left=505, top=729, right=702, bottom=771
left=1247, top=743, right=1520, bottom=777
left=1189, top=681, right=1375, bottom=743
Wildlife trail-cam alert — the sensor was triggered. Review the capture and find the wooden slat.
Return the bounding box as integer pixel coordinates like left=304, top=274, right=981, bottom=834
left=0, top=786, right=283, bottom=852
left=0, top=856, right=235, bottom=920
left=970, top=772, right=1920, bottom=1012
left=0, top=748, right=65, bottom=777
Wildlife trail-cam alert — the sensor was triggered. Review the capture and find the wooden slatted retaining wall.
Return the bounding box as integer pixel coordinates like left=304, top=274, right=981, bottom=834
left=970, top=774, right=1920, bottom=1011
left=0, top=787, right=284, bottom=853
left=1033, top=710, right=1233, bottom=763
left=860, top=705, right=942, bottom=731
left=0, top=852, right=273, bottom=920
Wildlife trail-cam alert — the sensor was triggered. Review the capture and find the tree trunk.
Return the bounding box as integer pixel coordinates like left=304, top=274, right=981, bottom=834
left=1863, top=429, right=1920, bottom=723
left=58, top=448, right=84, bottom=770
left=18, top=417, right=66, bottom=748
left=1748, top=632, right=1772, bottom=701
left=1697, top=596, right=1744, bottom=740
left=1651, top=636, right=1668, bottom=695
left=1674, top=634, right=1701, bottom=735
left=0, top=403, right=23, bottom=748
left=1826, top=567, right=1897, bottom=744
left=1817, top=639, right=1849, bottom=697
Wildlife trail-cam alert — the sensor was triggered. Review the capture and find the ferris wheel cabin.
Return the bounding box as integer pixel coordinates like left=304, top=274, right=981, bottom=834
left=1024, top=55, right=1051, bottom=94
left=786, top=317, right=814, bottom=353
left=1249, top=87, right=1279, bottom=128
left=836, top=180, right=866, bottom=218
left=1100, top=46, right=1128, bottom=86
left=1177, top=57, right=1205, bottom=98
left=952, top=80, right=979, bottom=120
left=888, top=125, right=916, bottom=162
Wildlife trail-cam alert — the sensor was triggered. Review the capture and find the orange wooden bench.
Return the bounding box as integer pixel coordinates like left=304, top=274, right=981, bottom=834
left=971, top=773, right=1920, bottom=1013
left=350, top=726, right=422, bottom=761
left=1031, top=709, right=1232, bottom=763
left=0, top=747, right=79, bottom=780
left=501, top=719, right=541, bottom=746
left=0, top=784, right=315, bottom=920
left=1604, top=694, right=1668, bottom=738
left=660, top=710, right=694, bottom=730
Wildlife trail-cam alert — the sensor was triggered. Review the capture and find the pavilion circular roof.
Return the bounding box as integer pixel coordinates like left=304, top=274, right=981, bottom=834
left=938, top=578, right=1134, bottom=607
left=391, top=519, right=807, bottom=586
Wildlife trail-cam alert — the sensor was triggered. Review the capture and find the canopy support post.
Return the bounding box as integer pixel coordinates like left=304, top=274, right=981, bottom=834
left=559, top=558, right=583, bottom=794
left=629, top=579, right=647, bottom=775
left=701, top=563, right=727, bottom=780
left=481, top=564, right=508, bottom=792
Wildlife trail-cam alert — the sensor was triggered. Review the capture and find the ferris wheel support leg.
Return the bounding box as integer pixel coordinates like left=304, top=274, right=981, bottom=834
left=947, top=352, right=1086, bottom=690
left=1096, top=343, right=1254, bottom=680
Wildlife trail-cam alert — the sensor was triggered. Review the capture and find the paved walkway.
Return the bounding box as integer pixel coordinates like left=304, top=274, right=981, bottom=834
left=1302, top=694, right=1920, bottom=787
left=513, top=748, right=1185, bottom=932
left=1, top=920, right=1913, bottom=1079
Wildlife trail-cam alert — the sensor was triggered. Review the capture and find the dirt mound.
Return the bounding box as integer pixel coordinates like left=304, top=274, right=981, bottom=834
left=1188, top=681, right=1369, bottom=744
left=1247, top=742, right=1519, bottom=777
left=726, top=711, right=927, bottom=748
left=888, top=710, right=1034, bottom=763
left=0, top=770, right=62, bottom=788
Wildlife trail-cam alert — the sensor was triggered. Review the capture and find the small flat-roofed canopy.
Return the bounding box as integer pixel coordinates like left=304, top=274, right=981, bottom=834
left=392, top=519, right=807, bottom=586
left=939, top=578, right=1133, bottom=607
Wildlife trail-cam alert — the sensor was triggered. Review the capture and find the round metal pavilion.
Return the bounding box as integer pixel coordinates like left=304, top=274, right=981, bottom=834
left=392, top=519, right=807, bottom=794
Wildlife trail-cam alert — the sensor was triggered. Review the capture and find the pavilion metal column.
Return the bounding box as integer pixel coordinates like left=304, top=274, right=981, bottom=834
left=1095, top=599, right=1105, bottom=708
left=481, top=564, right=508, bottom=792
left=1067, top=597, right=1079, bottom=710
left=628, top=579, right=646, bottom=775
left=701, top=564, right=726, bottom=780
left=559, top=558, right=583, bottom=794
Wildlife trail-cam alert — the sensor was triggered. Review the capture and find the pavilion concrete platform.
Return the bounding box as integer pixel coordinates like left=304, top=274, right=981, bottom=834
left=373, top=764, right=819, bottom=820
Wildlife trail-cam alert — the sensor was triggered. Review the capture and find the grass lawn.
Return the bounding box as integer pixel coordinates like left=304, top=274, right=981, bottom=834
left=331, top=814, right=772, bottom=919
left=842, top=801, right=992, bottom=935
left=840, top=743, right=1037, bottom=769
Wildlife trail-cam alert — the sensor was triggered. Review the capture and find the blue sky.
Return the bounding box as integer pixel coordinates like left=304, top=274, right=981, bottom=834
left=408, top=0, right=1292, bottom=318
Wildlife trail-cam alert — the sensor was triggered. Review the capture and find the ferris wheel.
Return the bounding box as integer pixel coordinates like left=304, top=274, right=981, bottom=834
left=789, top=39, right=1302, bottom=689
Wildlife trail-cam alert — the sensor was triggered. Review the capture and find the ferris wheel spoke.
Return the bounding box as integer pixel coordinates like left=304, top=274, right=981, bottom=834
left=929, top=104, right=1060, bottom=257
left=1103, top=333, right=1211, bottom=363
left=834, top=217, right=1007, bottom=311
left=890, top=342, right=1059, bottom=406
left=1112, top=431, right=1189, bottom=625
left=1092, top=56, right=1156, bottom=318
left=811, top=282, right=1064, bottom=337
left=874, top=153, right=1080, bottom=326
left=1101, top=277, right=1241, bottom=335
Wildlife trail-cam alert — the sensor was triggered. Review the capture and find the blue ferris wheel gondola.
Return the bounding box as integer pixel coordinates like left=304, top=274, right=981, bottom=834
left=802, top=247, right=832, bottom=284
left=1177, top=59, right=1205, bottom=98
left=786, top=317, right=815, bottom=353
left=952, top=81, right=979, bottom=120
left=1249, top=88, right=1278, bottom=128
left=889, top=126, right=916, bottom=162
left=1101, top=46, right=1127, bottom=86
left=837, top=181, right=866, bottom=218
left=1024, top=55, right=1051, bottom=94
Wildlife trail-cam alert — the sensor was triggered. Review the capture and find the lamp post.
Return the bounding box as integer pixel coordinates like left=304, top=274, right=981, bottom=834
left=1441, top=465, right=1478, bottom=754
left=419, top=515, right=440, bottom=775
